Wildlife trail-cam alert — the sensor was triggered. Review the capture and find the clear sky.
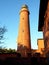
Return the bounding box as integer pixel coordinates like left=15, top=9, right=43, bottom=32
left=0, top=0, right=43, bottom=50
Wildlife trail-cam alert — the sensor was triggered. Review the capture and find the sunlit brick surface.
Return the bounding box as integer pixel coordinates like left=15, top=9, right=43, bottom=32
left=17, top=5, right=31, bottom=52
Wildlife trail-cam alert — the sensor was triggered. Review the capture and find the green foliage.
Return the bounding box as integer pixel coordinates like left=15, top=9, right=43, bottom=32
left=7, top=48, right=16, bottom=53
left=0, top=48, right=16, bottom=53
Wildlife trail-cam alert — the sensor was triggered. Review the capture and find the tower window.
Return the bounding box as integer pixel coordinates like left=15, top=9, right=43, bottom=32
left=22, top=30, right=24, bottom=32
left=22, top=18, right=24, bottom=20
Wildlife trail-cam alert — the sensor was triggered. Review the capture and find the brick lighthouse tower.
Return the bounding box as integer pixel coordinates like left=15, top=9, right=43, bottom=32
left=17, top=5, right=31, bottom=57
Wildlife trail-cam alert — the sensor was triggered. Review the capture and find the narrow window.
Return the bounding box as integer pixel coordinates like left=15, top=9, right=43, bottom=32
left=22, top=18, right=24, bottom=20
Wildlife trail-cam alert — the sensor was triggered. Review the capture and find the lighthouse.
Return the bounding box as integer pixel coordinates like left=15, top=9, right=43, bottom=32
left=17, top=5, right=31, bottom=57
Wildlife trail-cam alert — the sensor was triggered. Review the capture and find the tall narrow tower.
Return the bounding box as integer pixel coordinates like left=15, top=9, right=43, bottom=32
left=17, top=5, right=31, bottom=56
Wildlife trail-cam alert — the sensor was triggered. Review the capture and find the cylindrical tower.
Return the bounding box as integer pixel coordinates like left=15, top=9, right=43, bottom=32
left=17, top=5, right=31, bottom=56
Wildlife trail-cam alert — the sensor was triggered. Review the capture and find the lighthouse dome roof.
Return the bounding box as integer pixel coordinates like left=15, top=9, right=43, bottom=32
left=22, top=4, right=28, bottom=9
left=19, top=4, right=30, bottom=14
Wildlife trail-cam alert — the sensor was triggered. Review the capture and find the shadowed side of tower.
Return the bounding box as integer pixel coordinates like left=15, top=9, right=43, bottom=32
left=38, top=0, right=49, bottom=57
left=43, top=1, right=49, bottom=57
left=17, top=5, right=31, bottom=57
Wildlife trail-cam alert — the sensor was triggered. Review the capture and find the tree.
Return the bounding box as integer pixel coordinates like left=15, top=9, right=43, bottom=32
left=0, top=26, right=7, bottom=48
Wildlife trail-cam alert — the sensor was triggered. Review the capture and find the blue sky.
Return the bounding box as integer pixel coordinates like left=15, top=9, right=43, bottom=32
left=0, top=0, right=43, bottom=50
